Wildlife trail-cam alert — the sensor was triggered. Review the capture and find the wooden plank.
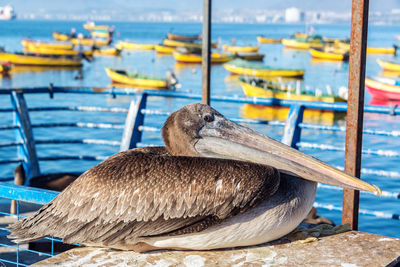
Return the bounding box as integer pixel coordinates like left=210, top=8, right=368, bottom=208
left=119, top=94, right=147, bottom=151
left=33, top=231, right=400, bottom=266
left=11, top=91, right=40, bottom=182
left=201, top=0, right=212, bottom=105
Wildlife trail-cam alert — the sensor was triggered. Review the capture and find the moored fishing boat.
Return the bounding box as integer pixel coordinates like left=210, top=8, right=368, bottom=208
left=233, top=53, right=264, bottom=61
left=154, top=44, right=176, bottom=54
left=167, top=33, right=201, bottom=41
left=22, top=39, right=74, bottom=50
left=222, top=44, right=259, bottom=53
left=23, top=44, right=93, bottom=57
left=282, top=38, right=324, bottom=49
left=239, top=76, right=346, bottom=102
left=0, top=52, right=82, bottom=67
left=83, top=22, right=109, bottom=31
left=71, top=38, right=110, bottom=47
left=241, top=104, right=345, bottom=126
left=173, top=51, right=233, bottom=64
left=257, top=36, right=281, bottom=44
left=163, top=39, right=218, bottom=49
left=365, top=76, right=400, bottom=100
left=116, top=41, right=154, bottom=50
left=105, top=68, right=176, bottom=89
left=93, top=47, right=121, bottom=56
left=309, top=48, right=349, bottom=61
left=224, top=59, right=304, bottom=78
left=367, top=46, right=397, bottom=55
left=377, top=59, right=400, bottom=72
left=52, top=32, right=72, bottom=41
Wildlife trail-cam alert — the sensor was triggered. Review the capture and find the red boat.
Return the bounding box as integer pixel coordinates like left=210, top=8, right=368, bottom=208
left=365, top=77, right=400, bottom=100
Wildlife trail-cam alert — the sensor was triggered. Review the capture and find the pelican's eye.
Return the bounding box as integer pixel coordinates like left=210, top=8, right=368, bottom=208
left=203, top=114, right=214, bottom=123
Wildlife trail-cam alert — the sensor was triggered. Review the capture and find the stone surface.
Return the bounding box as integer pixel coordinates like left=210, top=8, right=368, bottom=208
left=33, top=231, right=400, bottom=267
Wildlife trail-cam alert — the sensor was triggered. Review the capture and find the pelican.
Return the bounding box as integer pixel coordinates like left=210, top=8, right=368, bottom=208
left=8, top=103, right=381, bottom=252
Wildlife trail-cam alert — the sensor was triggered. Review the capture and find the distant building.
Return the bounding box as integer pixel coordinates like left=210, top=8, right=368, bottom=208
left=285, top=7, right=304, bottom=23
left=0, top=5, right=16, bottom=20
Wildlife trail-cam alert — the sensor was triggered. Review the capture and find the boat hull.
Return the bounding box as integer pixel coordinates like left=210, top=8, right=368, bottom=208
left=257, top=36, right=281, bottom=44
left=22, top=39, right=74, bottom=50
left=0, top=52, right=82, bottom=67
left=117, top=41, right=154, bottom=50
left=163, top=39, right=218, bottom=49
left=282, top=39, right=323, bottom=50
left=224, top=62, right=304, bottom=78
left=105, top=68, right=168, bottom=89
left=222, top=44, right=259, bottom=53
left=173, top=52, right=232, bottom=64
left=154, top=45, right=175, bottom=54
left=167, top=33, right=201, bottom=41
left=365, top=77, right=400, bottom=100
left=52, top=32, right=71, bottom=41
left=376, top=59, right=400, bottom=72
left=309, top=48, right=348, bottom=61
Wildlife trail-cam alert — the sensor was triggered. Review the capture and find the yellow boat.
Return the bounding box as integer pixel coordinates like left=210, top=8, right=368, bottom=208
left=309, top=48, right=349, bottom=61
left=91, top=29, right=111, bottom=38
left=22, top=39, right=74, bottom=50
left=282, top=38, right=324, bottom=49
left=23, top=43, right=93, bottom=57
left=257, top=36, right=281, bottom=44
left=294, top=32, right=308, bottom=39
left=163, top=39, right=218, bottom=49
left=224, top=59, right=304, bottom=78
left=93, top=47, right=121, bottom=56
left=52, top=32, right=71, bottom=41
left=241, top=104, right=345, bottom=126
left=222, top=44, right=259, bottom=53
left=116, top=41, right=154, bottom=50
left=377, top=59, right=400, bottom=72
left=239, top=76, right=346, bottom=103
left=154, top=44, right=176, bottom=54
left=234, top=53, right=264, bottom=61
left=367, top=46, right=397, bottom=55
left=71, top=38, right=110, bottom=47
left=10, top=65, right=81, bottom=73
left=0, top=52, right=82, bottom=67
left=105, top=68, right=170, bottom=89
left=173, top=52, right=233, bottom=64
left=167, top=33, right=201, bottom=41
left=83, top=22, right=109, bottom=31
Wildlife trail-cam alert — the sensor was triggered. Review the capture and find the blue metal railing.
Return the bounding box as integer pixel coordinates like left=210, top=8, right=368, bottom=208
left=0, top=86, right=399, bottom=265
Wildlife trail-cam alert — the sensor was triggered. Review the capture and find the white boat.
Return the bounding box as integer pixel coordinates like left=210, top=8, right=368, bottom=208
left=0, top=5, right=16, bottom=20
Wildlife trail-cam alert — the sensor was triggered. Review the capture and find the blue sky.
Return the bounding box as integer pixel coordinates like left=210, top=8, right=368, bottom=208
left=8, top=0, right=400, bottom=13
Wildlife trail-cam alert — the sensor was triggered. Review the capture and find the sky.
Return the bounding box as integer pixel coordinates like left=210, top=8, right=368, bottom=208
left=7, top=0, right=400, bottom=14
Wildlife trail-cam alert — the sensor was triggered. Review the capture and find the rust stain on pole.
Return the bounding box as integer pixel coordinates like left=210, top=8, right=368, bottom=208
left=342, top=0, right=369, bottom=230
left=201, top=0, right=211, bottom=105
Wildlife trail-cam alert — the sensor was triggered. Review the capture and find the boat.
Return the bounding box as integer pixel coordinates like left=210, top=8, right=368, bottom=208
left=367, top=46, right=397, bottom=55
left=0, top=5, right=16, bottom=20
left=282, top=38, right=324, bottom=49
left=257, top=36, right=281, bottom=44
left=93, top=47, right=121, bottom=56
left=91, top=28, right=112, bottom=38
left=241, top=104, right=345, bottom=126
left=23, top=45, right=93, bottom=57
left=173, top=52, right=233, bottom=64
left=154, top=44, right=176, bottom=54
left=116, top=41, right=154, bottom=50
left=22, top=39, right=74, bottom=50
left=239, top=76, right=346, bottom=102
left=365, top=76, right=400, bottom=100
left=224, top=59, right=304, bottom=78
left=52, top=32, right=72, bottom=41
left=163, top=39, right=218, bottom=49
left=222, top=44, right=259, bottom=53
left=233, top=53, right=265, bottom=61
left=83, top=22, right=109, bottom=31
left=0, top=52, right=82, bottom=67
left=309, top=48, right=349, bottom=61
left=167, top=33, right=201, bottom=41
left=71, top=38, right=110, bottom=47
left=105, top=68, right=173, bottom=89
left=376, top=59, right=400, bottom=72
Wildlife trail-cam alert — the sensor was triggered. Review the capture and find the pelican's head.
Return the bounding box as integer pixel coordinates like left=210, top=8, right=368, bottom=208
left=162, top=103, right=381, bottom=195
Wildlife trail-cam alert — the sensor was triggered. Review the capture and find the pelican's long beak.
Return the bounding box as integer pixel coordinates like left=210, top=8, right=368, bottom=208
left=194, top=116, right=381, bottom=195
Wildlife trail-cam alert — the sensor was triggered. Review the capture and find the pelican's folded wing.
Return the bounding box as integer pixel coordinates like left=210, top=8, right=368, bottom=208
left=8, top=148, right=280, bottom=247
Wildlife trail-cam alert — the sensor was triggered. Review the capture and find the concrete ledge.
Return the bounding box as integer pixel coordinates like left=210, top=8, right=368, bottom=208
left=33, top=231, right=400, bottom=267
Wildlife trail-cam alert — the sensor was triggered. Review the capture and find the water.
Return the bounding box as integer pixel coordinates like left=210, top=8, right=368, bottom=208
left=0, top=20, right=400, bottom=238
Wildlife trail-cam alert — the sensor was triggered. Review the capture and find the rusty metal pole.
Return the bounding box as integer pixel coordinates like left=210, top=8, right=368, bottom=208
left=201, top=0, right=211, bottom=105
left=342, top=0, right=369, bottom=230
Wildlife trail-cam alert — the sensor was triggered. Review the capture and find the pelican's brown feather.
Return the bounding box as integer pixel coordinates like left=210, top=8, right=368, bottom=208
left=8, top=147, right=280, bottom=247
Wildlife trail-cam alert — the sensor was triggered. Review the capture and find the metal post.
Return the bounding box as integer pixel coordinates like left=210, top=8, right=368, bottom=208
left=282, top=105, right=305, bottom=149
left=201, top=0, right=211, bottom=105
left=342, top=0, right=369, bottom=230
